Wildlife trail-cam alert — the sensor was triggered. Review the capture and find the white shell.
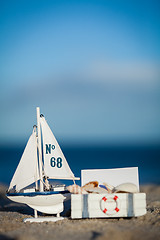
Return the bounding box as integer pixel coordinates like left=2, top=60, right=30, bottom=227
left=82, top=181, right=99, bottom=191
left=113, top=183, right=139, bottom=193
left=67, top=184, right=87, bottom=194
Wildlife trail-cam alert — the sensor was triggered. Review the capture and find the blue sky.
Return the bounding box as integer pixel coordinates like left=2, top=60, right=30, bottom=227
left=0, top=0, right=160, bottom=145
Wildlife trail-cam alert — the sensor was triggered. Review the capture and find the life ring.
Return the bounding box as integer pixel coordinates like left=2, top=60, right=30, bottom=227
left=100, top=195, right=120, bottom=215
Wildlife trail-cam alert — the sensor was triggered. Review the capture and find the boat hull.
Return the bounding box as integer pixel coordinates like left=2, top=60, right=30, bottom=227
left=7, top=191, right=71, bottom=214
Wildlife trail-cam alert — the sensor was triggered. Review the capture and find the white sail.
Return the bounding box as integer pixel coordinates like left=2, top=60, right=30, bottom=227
left=40, top=116, right=76, bottom=180
left=9, top=130, right=39, bottom=191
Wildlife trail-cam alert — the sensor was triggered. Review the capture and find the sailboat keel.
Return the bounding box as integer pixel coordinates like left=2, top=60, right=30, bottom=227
left=28, top=202, right=63, bottom=214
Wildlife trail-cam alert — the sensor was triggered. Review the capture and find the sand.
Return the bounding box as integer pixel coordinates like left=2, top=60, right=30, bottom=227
left=0, top=184, right=160, bottom=240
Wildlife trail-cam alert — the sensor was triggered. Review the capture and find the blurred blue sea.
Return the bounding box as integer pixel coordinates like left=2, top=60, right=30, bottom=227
left=0, top=144, right=160, bottom=186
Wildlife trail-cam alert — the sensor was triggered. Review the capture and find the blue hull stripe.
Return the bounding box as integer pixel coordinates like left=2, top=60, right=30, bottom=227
left=7, top=190, right=69, bottom=197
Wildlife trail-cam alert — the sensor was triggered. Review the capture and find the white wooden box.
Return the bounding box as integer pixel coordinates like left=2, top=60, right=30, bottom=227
left=71, top=193, right=146, bottom=219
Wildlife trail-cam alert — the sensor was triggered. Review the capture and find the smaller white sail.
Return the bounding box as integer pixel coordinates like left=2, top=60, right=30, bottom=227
left=9, top=130, right=39, bottom=191
left=40, top=117, right=78, bottom=180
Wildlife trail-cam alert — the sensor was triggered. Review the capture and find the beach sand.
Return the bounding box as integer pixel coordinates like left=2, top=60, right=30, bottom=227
left=0, top=184, right=160, bottom=240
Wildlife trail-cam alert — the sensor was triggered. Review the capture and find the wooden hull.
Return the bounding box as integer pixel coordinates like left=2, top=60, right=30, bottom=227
left=7, top=191, right=71, bottom=214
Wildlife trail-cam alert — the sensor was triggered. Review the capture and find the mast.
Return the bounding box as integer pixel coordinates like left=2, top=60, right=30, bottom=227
left=37, top=107, right=44, bottom=192
left=33, top=125, right=38, bottom=190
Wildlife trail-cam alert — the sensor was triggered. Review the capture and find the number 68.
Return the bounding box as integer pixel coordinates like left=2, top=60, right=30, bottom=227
left=50, top=157, right=62, bottom=168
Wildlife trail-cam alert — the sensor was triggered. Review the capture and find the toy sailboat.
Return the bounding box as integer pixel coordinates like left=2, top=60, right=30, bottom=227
left=7, top=107, right=79, bottom=222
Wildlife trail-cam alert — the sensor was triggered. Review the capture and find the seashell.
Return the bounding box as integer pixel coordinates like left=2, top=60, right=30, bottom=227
left=82, top=181, right=99, bottom=191
left=102, top=182, right=114, bottom=193
left=86, top=187, right=108, bottom=194
left=113, top=183, right=139, bottom=193
left=67, top=184, right=87, bottom=194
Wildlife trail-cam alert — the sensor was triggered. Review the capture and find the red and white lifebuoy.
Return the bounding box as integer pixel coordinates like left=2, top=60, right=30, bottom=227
left=100, top=195, right=121, bottom=215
